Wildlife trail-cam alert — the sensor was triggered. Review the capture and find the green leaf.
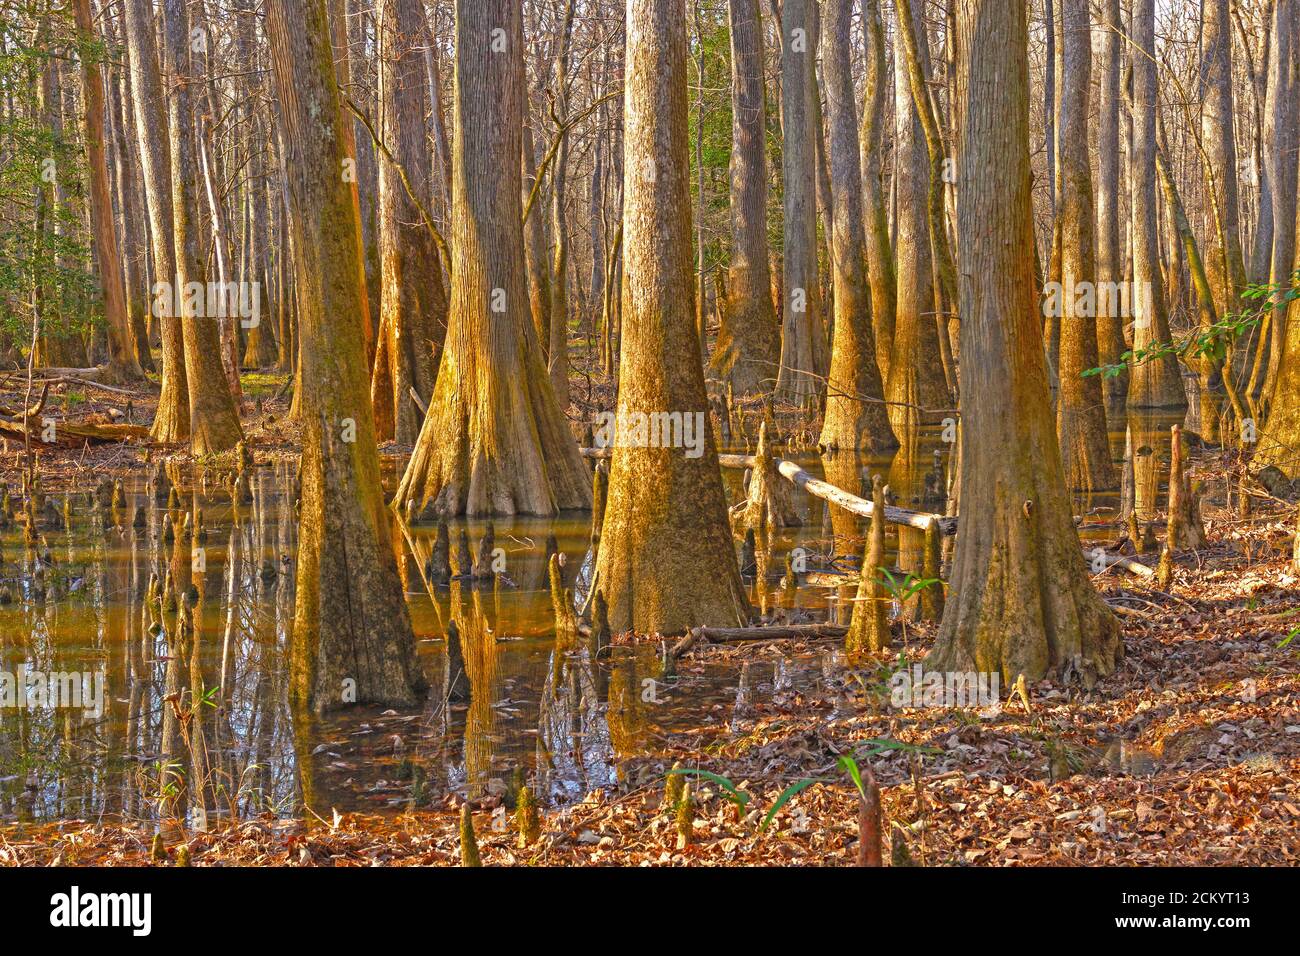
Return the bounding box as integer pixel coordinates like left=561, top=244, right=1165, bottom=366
left=760, top=777, right=824, bottom=831
left=667, top=768, right=750, bottom=809
left=837, top=755, right=866, bottom=801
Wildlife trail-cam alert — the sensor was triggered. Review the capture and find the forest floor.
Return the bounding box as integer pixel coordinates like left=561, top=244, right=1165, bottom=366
left=1, top=371, right=1298, bottom=865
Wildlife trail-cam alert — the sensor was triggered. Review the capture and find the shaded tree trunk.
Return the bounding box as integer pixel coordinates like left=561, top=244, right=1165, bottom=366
left=1126, top=0, right=1187, bottom=410
left=710, top=0, right=780, bottom=397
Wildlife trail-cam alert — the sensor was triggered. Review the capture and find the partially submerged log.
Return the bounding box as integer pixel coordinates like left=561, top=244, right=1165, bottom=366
left=580, top=446, right=956, bottom=535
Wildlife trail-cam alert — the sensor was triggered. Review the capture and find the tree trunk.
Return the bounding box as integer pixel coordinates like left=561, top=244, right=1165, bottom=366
left=161, top=0, right=244, bottom=454
left=859, top=0, right=896, bottom=383
left=1255, top=0, right=1300, bottom=473
left=774, top=0, right=824, bottom=403
left=1199, top=0, right=1247, bottom=318
left=375, top=0, right=447, bottom=445
left=1054, top=0, right=1115, bottom=491
left=267, top=0, right=425, bottom=712
left=547, top=0, right=577, bottom=412
left=72, top=0, right=144, bottom=385
left=392, top=0, right=591, bottom=517
left=1126, top=0, right=1186, bottom=410
left=886, top=0, right=950, bottom=434
left=928, top=0, right=1121, bottom=684
left=709, top=0, right=780, bottom=397
left=1094, top=0, right=1126, bottom=407
left=817, top=0, right=895, bottom=454
left=590, top=0, right=750, bottom=635
left=123, top=0, right=189, bottom=442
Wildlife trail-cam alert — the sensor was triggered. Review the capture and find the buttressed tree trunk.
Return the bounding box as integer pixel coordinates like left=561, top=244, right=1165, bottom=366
left=929, top=0, right=1121, bottom=685
left=122, top=0, right=189, bottom=442
left=393, top=0, right=591, bottom=517
left=268, top=0, right=425, bottom=712
left=1127, top=0, right=1186, bottom=410
left=73, top=0, right=144, bottom=386
left=591, top=0, right=750, bottom=635
left=375, top=0, right=447, bottom=445
left=709, top=0, right=780, bottom=397
left=1055, top=0, right=1115, bottom=492
left=162, top=0, right=244, bottom=454
left=818, top=0, right=895, bottom=454
left=1094, top=0, right=1126, bottom=407
left=886, top=0, right=949, bottom=434
left=859, top=0, right=896, bottom=383
left=775, top=0, right=824, bottom=403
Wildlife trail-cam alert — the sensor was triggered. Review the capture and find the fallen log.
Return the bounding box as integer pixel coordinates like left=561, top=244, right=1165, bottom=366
left=580, top=446, right=956, bottom=535
left=0, top=416, right=150, bottom=446
left=669, top=622, right=848, bottom=659
left=1090, top=551, right=1155, bottom=579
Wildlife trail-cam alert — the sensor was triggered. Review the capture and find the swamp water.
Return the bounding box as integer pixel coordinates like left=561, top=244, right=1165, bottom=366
left=0, top=411, right=1183, bottom=825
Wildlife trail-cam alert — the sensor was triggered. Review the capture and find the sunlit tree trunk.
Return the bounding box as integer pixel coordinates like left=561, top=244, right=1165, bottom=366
left=859, top=0, right=896, bottom=382
left=1094, top=0, right=1126, bottom=407
left=267, top=0, right=425, bottom=711
left=123, top=0, right=190, bottom=443
left=374, top=0, right=447, bottom=445
left=1254, top=0, right=1300, bottom=473
left=817, top=0, right=895, bottom=453
left=72, top=0, right=144, bottom=385
left=886, top=0, right=950, bottom=433
left=929, top=0, right=1121, bottom=684
left=1260, top=0, right=1297, bottom=409
left=547, top=0, right=577, bottom=411
left=1199, top=0, right=1247, bottom=317
left=1054, top=0, right=1115, bottom=491
left=591, top=0, right=750, bottom=635
left=392, top=0, right=591, bottom=516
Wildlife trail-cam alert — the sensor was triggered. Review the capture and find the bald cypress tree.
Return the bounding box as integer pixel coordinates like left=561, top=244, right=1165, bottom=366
left=268, top=0, right=424, bottom=711
left=929, top=0, right=1121, bottom=683
left=393, top=0, right=590, bottom=516
left=591, top=0, right=749, bottom=635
